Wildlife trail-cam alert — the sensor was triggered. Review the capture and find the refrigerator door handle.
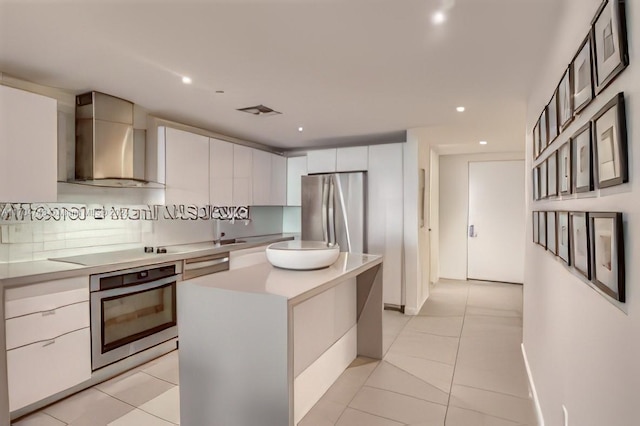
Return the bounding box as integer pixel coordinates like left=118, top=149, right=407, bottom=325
left=327, top=176, right=337, bottom=247
left=321, top=176, right=330, bottom=244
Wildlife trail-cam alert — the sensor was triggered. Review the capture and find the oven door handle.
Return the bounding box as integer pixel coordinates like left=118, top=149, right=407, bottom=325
left=91, top=274, right=179, bottom=298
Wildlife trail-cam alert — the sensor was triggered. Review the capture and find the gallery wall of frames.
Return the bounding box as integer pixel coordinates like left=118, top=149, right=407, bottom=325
left=531, top=0, right=628, bottom=305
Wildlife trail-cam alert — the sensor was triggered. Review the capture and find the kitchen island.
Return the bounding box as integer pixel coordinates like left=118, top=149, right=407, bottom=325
left=177, top=252, right=383, bottom=426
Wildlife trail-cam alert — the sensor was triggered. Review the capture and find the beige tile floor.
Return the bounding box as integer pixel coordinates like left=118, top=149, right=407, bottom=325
left=13, top=279, right=535, bottom=426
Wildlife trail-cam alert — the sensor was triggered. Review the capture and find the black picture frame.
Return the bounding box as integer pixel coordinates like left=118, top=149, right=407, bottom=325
left=559, top=142, right=572, bottom=195
left=572, top=34, right=595, bottom=115
left=557, top=211, right=571, bottom=265
left=533, top=211, right=540, bottom=244
left=558, top=67, right=574, bottom=130
left=539, top=108, right=549, bottom=152
left=540, top=161, right=548, bottom=199
left=571, top=122, right=594, bottom=193
left=532, top=167, right=540, bottom=201
left=548, top=91, right=559, bottom=143
left=592, top=92, right=628, bottom=188
left=570, top=211, right=590, bottom=279
left=589, top=212, right=625, bottom=302
left=547, top=151, right=558, bottom=198
left=547, top=211, right=557, bottom=255
left=592, top=0, right=629, bottom=94
left=539, top=211, right=547, bottom=249
left=533, top=121, right=541, bottom=159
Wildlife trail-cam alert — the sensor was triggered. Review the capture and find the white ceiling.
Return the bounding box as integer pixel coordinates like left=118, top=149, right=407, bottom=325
left=0, top=0, right=562, bottom=151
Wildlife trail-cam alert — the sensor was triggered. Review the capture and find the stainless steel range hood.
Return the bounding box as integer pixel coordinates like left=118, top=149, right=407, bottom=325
left=74, top=91, right=157, bottom=187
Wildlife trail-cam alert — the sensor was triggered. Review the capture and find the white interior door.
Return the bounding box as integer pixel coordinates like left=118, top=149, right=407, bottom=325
left=467, top=161, right=525, bottom=283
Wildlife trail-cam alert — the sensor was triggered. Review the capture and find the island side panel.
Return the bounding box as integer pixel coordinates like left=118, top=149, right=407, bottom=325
left=356, top=263, right=383, bottom=359
left=178, top=283, right=289, bottom=426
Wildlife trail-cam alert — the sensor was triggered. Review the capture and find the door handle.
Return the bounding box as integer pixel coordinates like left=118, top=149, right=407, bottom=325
left=469, top=225, right=477, bottom=238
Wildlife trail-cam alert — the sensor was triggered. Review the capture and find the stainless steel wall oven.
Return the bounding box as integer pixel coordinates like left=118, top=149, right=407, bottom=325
left=90, top=262, right=180, bottom=371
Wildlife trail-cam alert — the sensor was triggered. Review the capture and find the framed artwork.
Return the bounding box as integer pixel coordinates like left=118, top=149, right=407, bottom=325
left=547, top=211, right=557, bottom=255
left=548, top=92, right=559, bottom=143
left=570, top=212, right=590, bottom=279
left=540, top=161, right=548, bottom=199
left=558, top=211, right=570, bottom=264
left=589, top=212, right=625, bottom=302
left=571, top=122, right=593, bottom=193
left=572, top=34, right=594, bottom=114
left=533, top=121, right=541, bottom=159
left=558, top=68, right=573, bottom=129
left=547, top=151, right=558, bottom=198
left=559, top=142, right=572, bottom=195
left=592, top=0, right=629, bottom=94
left=533, top=167, right=540, bottom=201
left=533, top=211, right=539, bottom=244
left=540, top=108, right=549, bottom=151
left=539, top=211, right=547, bottom=249
left=592, top=92, right=628, bottom=188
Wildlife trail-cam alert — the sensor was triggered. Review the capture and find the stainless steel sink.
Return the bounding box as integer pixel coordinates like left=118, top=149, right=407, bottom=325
left=219, top=239, right=247, bottom=246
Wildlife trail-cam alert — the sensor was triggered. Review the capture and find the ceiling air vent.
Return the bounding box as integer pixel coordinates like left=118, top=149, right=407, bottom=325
left=237, top=104, right=282, bottom=116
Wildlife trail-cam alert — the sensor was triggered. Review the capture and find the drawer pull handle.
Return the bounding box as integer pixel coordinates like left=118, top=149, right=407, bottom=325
left=42, top=339, right=56, bottom=347
left=42, top=309, right=57, bottom=316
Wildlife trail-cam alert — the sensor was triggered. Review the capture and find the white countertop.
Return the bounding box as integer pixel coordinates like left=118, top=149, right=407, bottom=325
left=183, top=252, right=382, bottom=303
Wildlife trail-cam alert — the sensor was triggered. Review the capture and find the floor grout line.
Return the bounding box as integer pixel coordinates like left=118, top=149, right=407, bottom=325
left=342, top=406, right=410, bottom=425
left=452, top=382, right=535, bottom=401
left=359, top=384, right=449, bottom=407
left=138, top=369, right=180, bottom=387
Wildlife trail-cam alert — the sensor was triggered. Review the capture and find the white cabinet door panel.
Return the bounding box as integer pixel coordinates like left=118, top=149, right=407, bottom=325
left=337, top=146, right=368, bottom=171
left=233, top=145, right=253, bottom=206
left=7, top=327, right=91, bottom=411
left=164, top=127, right=209, bottom=206
left=252, top=149, right=272, bottom=206
left=271, top=154, right=287, bottom=206
left=5, top=276, right=89, bottom=319
left=307, top=149, right=336, bottom=174
left=0, top=85, right=57, bottom=202
left=287, top=156, right=307, bottom=206
left=210, top=138, right=234, bottom=206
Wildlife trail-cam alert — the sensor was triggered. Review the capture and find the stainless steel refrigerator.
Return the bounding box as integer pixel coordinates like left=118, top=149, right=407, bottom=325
left=301, top=172, right=366, bottom=253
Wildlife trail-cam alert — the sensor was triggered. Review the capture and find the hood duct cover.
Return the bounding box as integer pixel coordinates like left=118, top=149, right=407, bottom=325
left=75, top=91, right=149, bottom=186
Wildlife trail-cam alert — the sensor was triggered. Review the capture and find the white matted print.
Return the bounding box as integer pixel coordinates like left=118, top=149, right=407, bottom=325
left=548, top=93, right=559, bottom=142
left=559, top=142, right=571, bottom=195
left=558, top=69, right=573, bottom=128
left=572, top=35, right=594, bottom=114
left=558, top=211, right=570, bottom=264
left=593, top=93, right=627, bottom=188
left=570, top=212, right=589, bottom=278
left=540, top=161, right=548, bottom=199
left=547, top=152, right=558, bottom=197
left=539, top=211, right=547, bottom=249
left=540, top=108, right=548, bottom=150
left=593, top=0, right=628, bottom=93
left=547, top=211, right=557, bottom=255
left=572, top=123, right=592, bottom=192
left=590, top=213, right=624, bottom=302
left=533, top=211, right=539, bottom=244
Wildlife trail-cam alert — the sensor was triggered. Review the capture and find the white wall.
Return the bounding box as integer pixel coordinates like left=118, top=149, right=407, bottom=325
left=524, top=1, right=640, bottom=425
left=439, top=152, right=524, bottom=280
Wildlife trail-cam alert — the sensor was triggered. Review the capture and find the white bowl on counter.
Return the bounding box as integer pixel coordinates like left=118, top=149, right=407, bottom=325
left=265, top=240, right=340, bottom=270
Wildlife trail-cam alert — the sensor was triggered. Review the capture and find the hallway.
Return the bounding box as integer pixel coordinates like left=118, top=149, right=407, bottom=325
left=300, top=279, right=536, bottom=425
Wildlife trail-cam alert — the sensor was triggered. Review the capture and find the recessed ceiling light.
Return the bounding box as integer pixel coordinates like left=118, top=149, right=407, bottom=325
left=182, top=76, right=192, bottom=84
left=479, top=140, right=488, bottom=145
left=298, top=127, right=304, bottom=132
left=456, top=106, right=465, bottom=112
left=432, top=11, right=446, bottom=25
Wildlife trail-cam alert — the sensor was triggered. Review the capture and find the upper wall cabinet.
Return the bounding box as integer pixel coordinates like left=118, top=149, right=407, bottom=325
left=337, top=146, right=368, bottom=171
left=210, top=138, right=234, bottom=206
left=287, top=156, right=307, bottom=206
left=252, top=149, right=272, bottom=206
left=271, top=154, right=287, bottom=206
left=233, top=144, right=253, bottom=206
left=307, top=149, right=336, bottom=174
left=0, top=85, right=57, bottom=202
left=163, top=127, right=210, bottom=206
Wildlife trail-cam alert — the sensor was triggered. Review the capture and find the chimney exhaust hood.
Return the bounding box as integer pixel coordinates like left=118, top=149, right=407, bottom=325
left=74, top=91, right=160, bottom=188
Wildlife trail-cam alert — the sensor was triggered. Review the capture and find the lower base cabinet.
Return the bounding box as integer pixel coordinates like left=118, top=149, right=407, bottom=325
left=7, top=327, right=91, bottom=411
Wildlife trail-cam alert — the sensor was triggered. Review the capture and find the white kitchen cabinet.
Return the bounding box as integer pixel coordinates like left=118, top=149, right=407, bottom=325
left=233, top=145, right=253, bottom=206
left=163, top=127, right=210, bottom=206
left=337, top=146, right=368, bottom=171
left=252, top=149, right=272, bottom=206
left=210, top=137, right=234, bottom=206
left=5, top=276, right=91, bottom=412
left=306, top=149, right=336, bottom=174
left=0, top=85, right=57, bottom=202
left=271, top=154, right=287, bottom=206
left=368, top=143, right=404, bottom=307
left=286, top=156, right=307, bottom=206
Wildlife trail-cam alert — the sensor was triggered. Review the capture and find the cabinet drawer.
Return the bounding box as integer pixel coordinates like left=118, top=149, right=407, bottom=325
left=6, top=301, right=89, bottom=350
left=5, top=276, right=89, bottom=319
left=8, top=327, right=91, bottom=411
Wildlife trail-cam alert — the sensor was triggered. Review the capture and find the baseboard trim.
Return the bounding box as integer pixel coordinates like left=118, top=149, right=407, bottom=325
left=521, top=343, right=544, bottom=426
